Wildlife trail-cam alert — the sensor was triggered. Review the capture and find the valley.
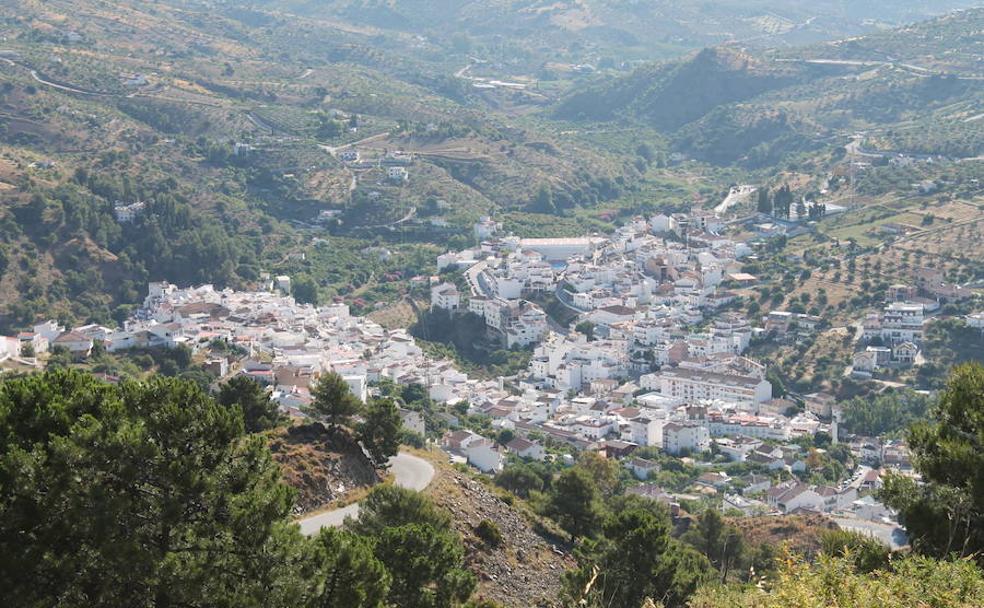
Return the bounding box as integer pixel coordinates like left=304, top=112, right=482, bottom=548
left=1, top=2, right=984, bottom=608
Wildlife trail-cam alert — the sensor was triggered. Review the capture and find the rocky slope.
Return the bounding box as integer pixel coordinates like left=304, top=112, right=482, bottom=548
left=427, top=467, right=576, bottom=608
left=268, top=423, right=380, bottom=514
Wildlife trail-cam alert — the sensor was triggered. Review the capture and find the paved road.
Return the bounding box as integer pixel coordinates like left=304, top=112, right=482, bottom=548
left=832, top=516, right=908, bottom=550
left=297, top=452, right=435, bottom=535
left=714, top=185, right=756, bottom=215
left=318, top=130, right=391, bottom=155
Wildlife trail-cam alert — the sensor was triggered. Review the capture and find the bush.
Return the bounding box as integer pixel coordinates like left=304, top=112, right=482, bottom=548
left=399, top=429, right=425, bottom=449
left=475, top=519, right=503, bottom=548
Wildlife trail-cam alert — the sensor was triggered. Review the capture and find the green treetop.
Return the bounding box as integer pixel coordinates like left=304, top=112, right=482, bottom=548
left=307, top=371, right=364, bottom=429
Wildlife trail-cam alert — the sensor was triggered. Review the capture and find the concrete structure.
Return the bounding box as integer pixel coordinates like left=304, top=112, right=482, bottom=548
left=657, top=368, right=772, bottom=404
left=518, top=237, right=604, bottom=261
left=52, top=331, right=94, bottom=358
left=662, top=421, right=710, bottom=455
left=113, top=201, right=146, bottom=223
left=430, top=282, right=461, bottom=311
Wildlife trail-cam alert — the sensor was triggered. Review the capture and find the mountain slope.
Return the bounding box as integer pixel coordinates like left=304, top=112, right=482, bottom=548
left=0, top=0, right=633, bottom=330
left=555, top=47, right=809, bottom=129
left=551, top=8, right=984, bottom=167
left=250, top=0, right=982, bottom=65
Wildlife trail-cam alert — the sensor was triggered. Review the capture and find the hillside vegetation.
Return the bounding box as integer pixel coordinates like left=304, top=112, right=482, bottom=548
left=0, top=0, right=632, bottom=328
left=552, top=8, right=984, bottom=167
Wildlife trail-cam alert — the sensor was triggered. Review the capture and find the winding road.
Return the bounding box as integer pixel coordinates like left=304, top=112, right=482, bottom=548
left=296, top=452, right=435, bottom=535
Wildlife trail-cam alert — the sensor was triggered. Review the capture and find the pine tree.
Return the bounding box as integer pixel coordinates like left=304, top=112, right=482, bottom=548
left=358, top=398, right=402, bottom=466
left=0, top=370, right=298, bottom=607
left=307, top=371, right=364, bottom=429
left=218, top=375, right=284, bottom=433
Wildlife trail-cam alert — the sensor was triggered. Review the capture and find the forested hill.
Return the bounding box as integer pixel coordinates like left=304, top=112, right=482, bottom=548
left=249, top=0, right=982, bottom=64
left=0, top=0, right=631, bottom=331
left=553, top=47, right=809, bottom=129
left=551, top=8, right=984, bottom=167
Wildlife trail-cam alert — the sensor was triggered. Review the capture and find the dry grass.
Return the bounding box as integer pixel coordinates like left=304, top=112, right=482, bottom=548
left=367, top=299, right=419, bottom=329
left=731, top=514, right=839, bottom=560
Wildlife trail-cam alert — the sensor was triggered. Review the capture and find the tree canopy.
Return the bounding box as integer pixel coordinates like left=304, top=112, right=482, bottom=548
left=217, top=375, right=285, bottom=433
left=565, top=501, right=710, bottom=608
left=0, top=369, right=474, bottom=608
left=691, top=550, right=984, bottom=608
left=347, top=485, right=475, bottom=608
left=547, top=467, right=604, bottom=541
left=307, top=371, right=364, bottom=429
left=358, top=397, right=402, bottom=467
left=881, top=363, right=984, bottom=563
left=0, top=369, right=296, bottom=607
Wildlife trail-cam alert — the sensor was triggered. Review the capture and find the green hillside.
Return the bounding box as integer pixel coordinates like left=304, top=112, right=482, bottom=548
left=0, top=0, right=637, bottom=329
left=551, top=8, right=984, bottom=167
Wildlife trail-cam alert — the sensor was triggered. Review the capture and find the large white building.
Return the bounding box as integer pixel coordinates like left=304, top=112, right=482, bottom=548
left=471, top=297, right=548, bottom=348
left=529, top=333, right=629, bottom=391
left=663, top=421, right=710, bottom=455
left=620, top=414, right=665, bottom=447
left=864, top=302, right=925, bottom=345
left=430, top=282, right=461, bottom=311
left=656, top=368, right=772, bottom=404
left=518, top=237, right=604, bottom=261
left=708, top=412, right=790, bottom=441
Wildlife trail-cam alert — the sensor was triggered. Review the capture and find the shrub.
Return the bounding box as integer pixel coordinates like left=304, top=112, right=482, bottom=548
left=475, top=519, right=503, bottom=548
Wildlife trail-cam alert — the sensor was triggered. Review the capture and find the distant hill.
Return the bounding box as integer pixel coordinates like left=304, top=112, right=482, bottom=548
left=0, top=0, right=634, bottom=328
left=551, top=8, right=984, bottom=167
left=555, top=47, right=808, bottom=129
left=254, top=0, right=983, bottom=64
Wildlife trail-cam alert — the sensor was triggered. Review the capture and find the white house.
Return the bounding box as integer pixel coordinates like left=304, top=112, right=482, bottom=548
left=851, top=495, right=891, bottom=522
left=714, top=436, right=763, bottom=462
left=625, top=457, right=660, bottom=480
left=342, top=374, right=368, bottom=403
left=621, top=415, right=663, bottom=447
left=866, top=302, right=925, bottom=344
left=430, top=283, right=461, bottom=311
left=650, top=214, right=678, bottom=234
left=387, top=166, right=409, bottom=182
left=767, top=481, right=824, bottom=513
left=0, top=336, right=19, bottom=361
left=16, top=331, right=48, bottom=355
left=465, top=438, right=505, bottom=473
left=399, top=408, right=426, bottom=436
left=657, top=368, right=772, bottom=404
left=474, top=216, right=500, bottom=241
left=574, top=418, right=614, bottom=440
left=52, top=331, right=94, bottom=358
left=662, top=421, right=710, bottom=455
left=589, top=305, right=637, bottom=328
left=722, top=493, right=765, bottom=516
left=892, top=341, right=919, bottom=366
left=505, top=437, right=546, bottom=461
left=740, top=474, right=772, bottom=496
left=33, top=320, right=66, bottom=343
left=113, top=201, right=146, bottom=223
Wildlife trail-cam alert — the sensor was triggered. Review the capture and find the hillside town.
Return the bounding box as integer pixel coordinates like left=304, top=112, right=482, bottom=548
left=3, top=206, right=964, bottom=547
